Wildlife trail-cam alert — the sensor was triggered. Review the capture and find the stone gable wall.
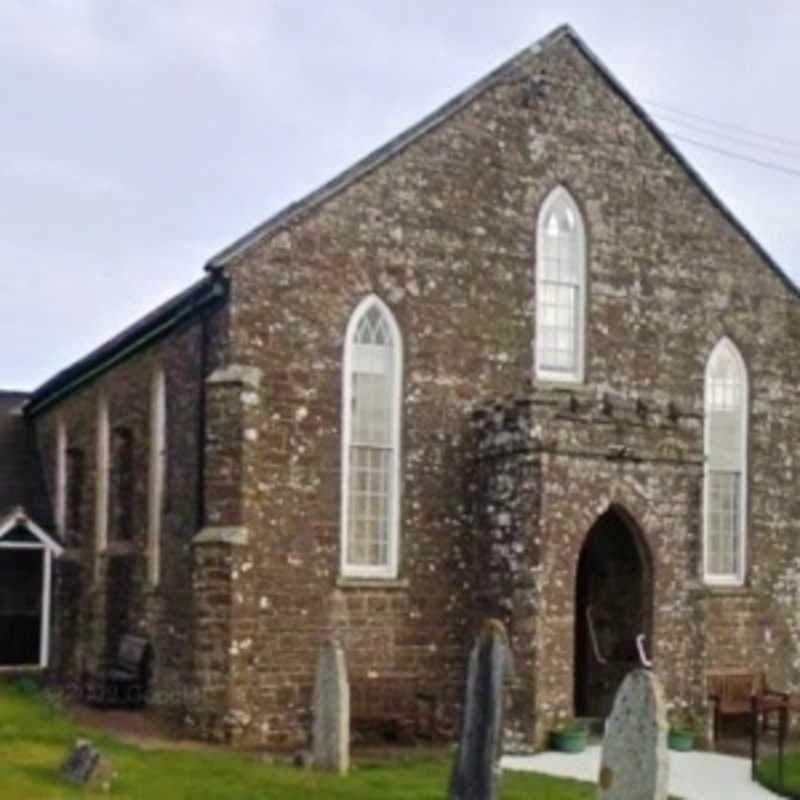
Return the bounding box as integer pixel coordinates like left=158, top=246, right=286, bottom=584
left=217, top=34, right=800, bottom=747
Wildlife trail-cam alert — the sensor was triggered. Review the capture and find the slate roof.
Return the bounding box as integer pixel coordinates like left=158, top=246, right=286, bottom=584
left=205, top=25, right=798, bottom=299
left=0, top=392, right=52, bottom=529
left=26, top=273, right=227, bottom=416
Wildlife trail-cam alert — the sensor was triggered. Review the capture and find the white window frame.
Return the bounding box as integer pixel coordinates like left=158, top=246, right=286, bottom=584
left=535, top=185, right=587, bottom=384
left=0, top=510, right=64, bottom=670
left=703, top=337, right=748, bottom=586
left=95, top=394, right=110, bottom=564
left=54, top=419, right=67, bottom=540
left=147, top=369, right=166, bottom=587
left=340, top=295, right=403, bottom=579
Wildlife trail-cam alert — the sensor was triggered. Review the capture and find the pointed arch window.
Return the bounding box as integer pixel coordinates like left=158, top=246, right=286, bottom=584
left=341, top=296, right=402, bottom=578
left=535, top=186, right=586, bottom=382
left=704, top=338, right=748, bottom=584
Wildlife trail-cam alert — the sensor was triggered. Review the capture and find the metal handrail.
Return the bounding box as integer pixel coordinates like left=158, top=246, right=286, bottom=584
left=586, top=605, right=607, bottom=665
left=587, top=606, right=653, bottom=670
left=636, top=633, right=652, bottom=668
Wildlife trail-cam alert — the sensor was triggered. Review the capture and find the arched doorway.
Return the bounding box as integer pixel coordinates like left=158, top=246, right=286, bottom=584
left=574, top=506, right=653, bottom=718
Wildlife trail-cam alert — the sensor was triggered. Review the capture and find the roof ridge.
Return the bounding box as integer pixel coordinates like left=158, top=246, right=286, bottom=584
left=26, top=274, right=227, bottom=415
left=205, top=23, right=797, bottom=299
left=206, top=24, right=571, bottom=269
left=560, top=28, right=798, bottom=298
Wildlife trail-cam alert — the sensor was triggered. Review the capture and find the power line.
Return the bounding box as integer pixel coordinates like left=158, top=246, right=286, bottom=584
left=644, top=98, right=800, bottom=150
left=664, top=131, right=800, bottom=178
left=651, top=112, right=800, bottom=162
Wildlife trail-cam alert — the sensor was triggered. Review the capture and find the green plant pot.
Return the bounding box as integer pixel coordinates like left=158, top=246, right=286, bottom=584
left=668, top=730, right=695, bottom=752
left=550, top=729, right=588, bottom=753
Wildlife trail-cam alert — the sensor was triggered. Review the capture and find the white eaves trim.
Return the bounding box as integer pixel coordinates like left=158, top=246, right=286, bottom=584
left=0, top=507, right=64, bottom=556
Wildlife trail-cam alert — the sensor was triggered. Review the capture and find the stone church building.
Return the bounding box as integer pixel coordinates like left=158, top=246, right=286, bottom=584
left=2, top=25, right=799, bottom=749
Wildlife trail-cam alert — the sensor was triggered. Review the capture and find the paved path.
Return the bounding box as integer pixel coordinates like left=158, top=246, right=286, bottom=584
left=502, top=745, right=779, bottom=799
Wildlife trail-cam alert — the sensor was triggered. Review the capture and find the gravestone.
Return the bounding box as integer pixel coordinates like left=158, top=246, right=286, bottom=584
left=598, top=669, right=669, bottom=800
left=449, top=619, right=511, bottom=800
left=62, top=738, right=116, bottom=791
left=62, top=739, right=99, bottom=784
left=312, top=638, right=350, bottom=774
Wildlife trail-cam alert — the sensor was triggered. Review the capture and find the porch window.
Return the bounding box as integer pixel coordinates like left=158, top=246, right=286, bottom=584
left=535, top=186, right=586, bottom=383
left=704, top=338, right=748, bottom=584
left=341, top=296, right=402, bottom=578
left=0, top=512, right=63, bottom=668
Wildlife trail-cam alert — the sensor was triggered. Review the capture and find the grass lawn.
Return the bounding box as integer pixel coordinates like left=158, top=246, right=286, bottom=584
left=0, top=679, right=596, bottom=799
left=756, top=752, right=800, bottom=798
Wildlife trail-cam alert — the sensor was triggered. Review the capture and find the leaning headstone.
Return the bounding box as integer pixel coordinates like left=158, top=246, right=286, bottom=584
left=62, top=738, right=99, bottom=785
left=449, top=619, right=511, bottom=800
left=598, top=669, right=669, bottom=800
left=311, top=639, right=350, bottom=774
left=62, top=738, right=116, bottom=792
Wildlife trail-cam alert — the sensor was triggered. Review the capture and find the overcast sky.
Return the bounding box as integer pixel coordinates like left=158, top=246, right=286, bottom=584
left=1, top=1, right=797, bottom=390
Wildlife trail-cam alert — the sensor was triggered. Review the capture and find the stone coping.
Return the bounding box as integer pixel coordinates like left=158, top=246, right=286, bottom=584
left=193, top=526, right=249, bottom=546
left=687, top=581, right=762, bottom=598
left=206, top=364, right=262, bottom=389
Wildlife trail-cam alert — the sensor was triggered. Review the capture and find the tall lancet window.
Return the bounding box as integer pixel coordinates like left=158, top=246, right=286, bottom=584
left=535, top=186, right=586, bottom=382
left=704, top=338, right=748, bottom=584
left=341, top=296, right=402, bottom=578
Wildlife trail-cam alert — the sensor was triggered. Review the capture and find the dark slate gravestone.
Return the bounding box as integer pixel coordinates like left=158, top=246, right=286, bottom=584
left=62, top=738, right=116, bottom=791
left=62, top=739, right=100, bottom=784
left=449, top=619, right=511, bottom=800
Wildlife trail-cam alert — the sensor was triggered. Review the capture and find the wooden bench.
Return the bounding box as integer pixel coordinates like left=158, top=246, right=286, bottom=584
left=350, top=675, right=441, bottom=745
left=708, top=671, right=789, bottom=741
left=85, top=635, right=152, bottom=709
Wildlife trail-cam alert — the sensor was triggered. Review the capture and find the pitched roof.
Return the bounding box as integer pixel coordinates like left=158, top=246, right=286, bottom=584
left=26, top=273, right=227, bottom=416
left=0, top=392, right=52, bottom=529
left=205, top=25, right=798, bottom=299
left=0, top=507, right=63, bottom=554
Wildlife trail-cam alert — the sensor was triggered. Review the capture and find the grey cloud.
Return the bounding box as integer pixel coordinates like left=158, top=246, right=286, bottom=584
left=0, top=1, right=797, bottom=388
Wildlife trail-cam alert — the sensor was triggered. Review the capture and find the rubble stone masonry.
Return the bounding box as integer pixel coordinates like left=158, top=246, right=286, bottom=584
left=31, top=30, right=800, bottom=749
left=216, top=33, right=800, bottom=747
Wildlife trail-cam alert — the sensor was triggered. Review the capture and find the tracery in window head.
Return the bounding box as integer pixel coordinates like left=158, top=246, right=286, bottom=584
left=535, top=186, right=586, bottom=382
left=341, top=296, right=402, bottom=579
left=703, top=337, right=748, bottom=585
left=355, top=305, right=392, bottom=346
